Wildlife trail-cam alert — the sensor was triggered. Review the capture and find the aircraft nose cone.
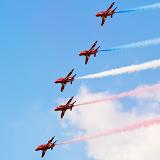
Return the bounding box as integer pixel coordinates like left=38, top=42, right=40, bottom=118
left=54, top=107, right=58, bottom=111
left=96, top=13, right=99, bottom=17
left=79, top=52, right=83, bottom=56
left=96, top=13, right=101, bottom=17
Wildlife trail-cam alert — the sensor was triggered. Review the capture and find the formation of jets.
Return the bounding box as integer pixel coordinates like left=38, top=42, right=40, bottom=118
left=35, top=2, right=117, bottom=158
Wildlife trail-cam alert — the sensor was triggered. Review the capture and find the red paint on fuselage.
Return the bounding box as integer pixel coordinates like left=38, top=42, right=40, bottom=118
left=79, top=49, right=98, bottom=56
left=35, top=143, right=53, bottom=151
left=54, top=104, right=73, bottom=111
left=96, top=10, right=114, bottom=17
left=54, top=77, right=74, bottom=84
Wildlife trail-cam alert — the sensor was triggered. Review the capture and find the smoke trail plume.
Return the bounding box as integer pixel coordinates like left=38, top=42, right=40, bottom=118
left=75, top=83, right=160, bottom=107
left=100, top=38, right=160, bottom=52
left=58, top=117, right=160, bottom=145
left=77, top=59, right=160, bottom=79
left=116, top=3, right=160, bottom=14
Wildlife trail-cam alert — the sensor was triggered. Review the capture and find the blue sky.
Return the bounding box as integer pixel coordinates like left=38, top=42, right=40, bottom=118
left=0, top=0, right=160, bottom=159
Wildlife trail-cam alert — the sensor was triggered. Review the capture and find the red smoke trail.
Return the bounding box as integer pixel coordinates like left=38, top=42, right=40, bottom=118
left=75, top=83, right=160, bottom=107
left=58, top=117, right=160, bottom=145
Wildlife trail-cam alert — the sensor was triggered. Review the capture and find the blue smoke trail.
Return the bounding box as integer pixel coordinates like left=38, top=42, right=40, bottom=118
left=100, top=38, right=160, bottom=52
left=116, top=3, right=160, bottom=14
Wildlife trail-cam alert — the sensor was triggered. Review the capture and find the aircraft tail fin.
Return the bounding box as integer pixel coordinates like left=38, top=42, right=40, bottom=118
left=51, top=140, right=57, bottom=150
left=70, top=101, right=76, bottom=111
left=94, top=46, right=100, bottom=57
left=113, top=7, right=117, bottom=12
left=73, top=74, right=77, bottom=79
left=71, top=74, right=77, bottom=84
left=111, top=7, right=117, bottom=18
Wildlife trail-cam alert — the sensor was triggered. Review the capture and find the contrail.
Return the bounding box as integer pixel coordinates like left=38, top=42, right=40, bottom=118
left=100, top=38, right=160, bottom=52
left=77, top=59, right=160, bottom=79
left=116, top=3, right=160, bottom=14
left=75, top=83, right=160, bottom=107
left=58, top=117, right=160, bottom=145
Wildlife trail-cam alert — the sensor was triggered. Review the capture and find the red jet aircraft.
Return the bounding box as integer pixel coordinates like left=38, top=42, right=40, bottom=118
left=79, top=41, right=100, bottom=64
left=96, top=2, right=117, bottom=26
left=35, top=137, right=57, bottom=158
left=54, top=96, right=76, bottom=119
left=54, top=69, right=76, bottom=92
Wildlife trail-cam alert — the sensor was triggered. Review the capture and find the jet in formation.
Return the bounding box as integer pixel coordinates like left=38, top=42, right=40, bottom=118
left=54, top=96, right=76, bottom=119
left=96, top=2, right=117, bottom=26
left=35, top=137, right=57, bottom=158
left=79, top=41, right=100, bottom=64
left=54, top=69, right=76, bottom=92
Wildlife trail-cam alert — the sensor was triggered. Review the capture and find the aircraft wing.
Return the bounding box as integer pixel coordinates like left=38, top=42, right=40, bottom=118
left=61, top=111, right=66, bottom=119
left=85, top=55, right=90, bottom=64
left=46, top=137, right=55, bottom=148
left=89, top=41, right=98, bottom=51
left=41, top=150, right=46, bottom=158
left=61, top=84, right=65, bottom=92
left=48, top=137, right=55, bottom=144
left=65, top=69, right=74, bottom=79
left=106, top=2, right=115, bottom=12
left=101, top=17, right=106, bottom=26
left=66, top=96, right=74, bottom=105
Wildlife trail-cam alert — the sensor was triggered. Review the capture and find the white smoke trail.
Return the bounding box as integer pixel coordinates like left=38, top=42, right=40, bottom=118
left=77, top=59, right=160, bottom=79
left=100, top=38, right=160, bottom=52
left=116, top=3, right=160, bottom=14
